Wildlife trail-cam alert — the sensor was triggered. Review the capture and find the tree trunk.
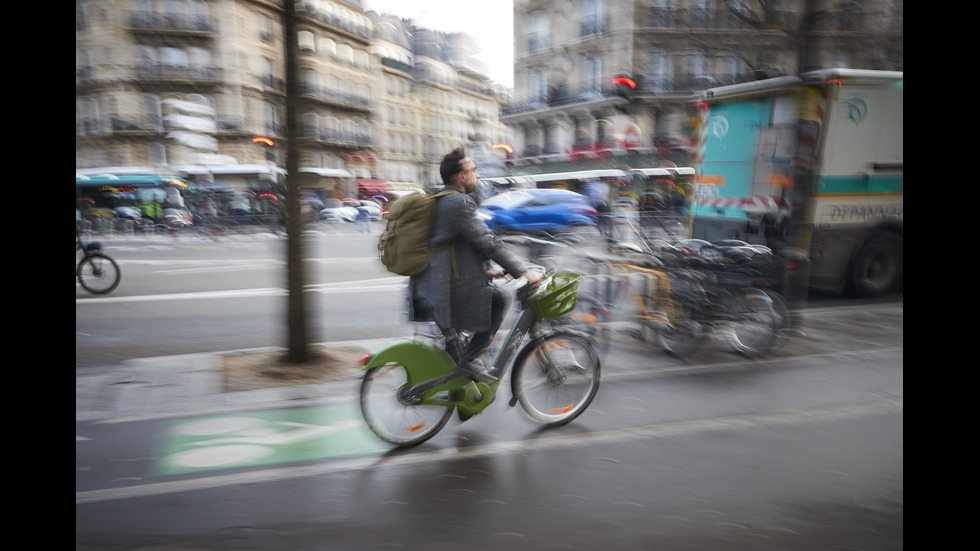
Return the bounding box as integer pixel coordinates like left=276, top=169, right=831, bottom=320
left=283, top=0, right=309, bottom=363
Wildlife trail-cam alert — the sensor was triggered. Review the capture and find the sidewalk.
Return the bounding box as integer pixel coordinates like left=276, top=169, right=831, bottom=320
left=75, top=338, right=397, bottom=424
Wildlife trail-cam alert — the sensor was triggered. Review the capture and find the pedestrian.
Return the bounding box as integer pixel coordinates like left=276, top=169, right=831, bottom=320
left=409, top=147, right=543, bottom=383
left=356, top=206, right=370, bottom=233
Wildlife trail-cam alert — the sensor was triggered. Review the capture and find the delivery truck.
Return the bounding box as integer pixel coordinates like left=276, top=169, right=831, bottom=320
left=691, top=69, right=903, bottom=297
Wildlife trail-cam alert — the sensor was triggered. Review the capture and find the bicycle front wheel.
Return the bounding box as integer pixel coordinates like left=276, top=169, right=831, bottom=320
left=360, top=363, right=454, bottom=447
left=77, top=253, right=121, bottom=294
left=511, top=332, right=600, bottom=426
left=547, top=292, right=611, bottom=353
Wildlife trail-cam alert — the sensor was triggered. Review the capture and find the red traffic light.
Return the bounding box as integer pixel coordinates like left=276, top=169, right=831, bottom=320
left=612, top=77, right=636, bottom=89
left=252, top=137, right=275, bottom=146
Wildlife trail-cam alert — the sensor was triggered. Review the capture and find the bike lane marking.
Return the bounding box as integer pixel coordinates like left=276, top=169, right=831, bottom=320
left=153, top=403, right=389, bottom=476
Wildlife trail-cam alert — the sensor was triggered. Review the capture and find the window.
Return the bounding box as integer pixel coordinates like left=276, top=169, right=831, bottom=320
left=259, top=14, right=274, bottom=42
left=319, top=38, right=336, bottom=58
left=160, top=47, right=188, bottom=68
left=527, top=12, right=550, bottom=51
left=298, top=31, right=315, bottom=52
left=143, top=94, right=162, bottom=130
left=646, top=48, right=673, bottom=93
left=583, top=0, right=606, bottom=35
left=188, top=47, right=210, bottom=69
left=649, top=0, right=675, bottom=27
left=77, top=97, right=101, bottom=134
left=338, top=44, right=354, bottom=64
left=148, top=142, right=167, bottom=165
left=303, top=112, right=319, bottom=138
left=529, top=67, right=548, bottom=102
left=581, top=56, right=602, bottom=96
left=264, top=101, right=278, bottom=134
left=302, top=69, right=317, bottom=89
left=263, top=58, right=275, bottom=80
left=685, top=49, right=707, bottom=86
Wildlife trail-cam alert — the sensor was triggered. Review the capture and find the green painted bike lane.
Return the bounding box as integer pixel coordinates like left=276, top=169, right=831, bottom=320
left=152, top=402, right=391, bottom=476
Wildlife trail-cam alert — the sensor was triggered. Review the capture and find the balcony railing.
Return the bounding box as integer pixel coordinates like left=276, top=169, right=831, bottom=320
left=502, top=80, right=618, bottom=115
left=135, top=64, right=222, bottom=83
left=503, top=72, right=755, bottom=116
left=299, top=84, right=372, bottom=111
left=644, top=8, right=792, bottom=30
left=128, top=12, right=215, bottom=34
left=303, top=128, right=374, bottom=147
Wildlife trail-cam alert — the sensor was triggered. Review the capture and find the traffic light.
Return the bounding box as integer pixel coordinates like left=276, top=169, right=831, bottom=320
left=612, top=75, right=639, bottom=113
left=612, top=76, right=637, bottom=93
left=252, top=136, right=275, bottom=161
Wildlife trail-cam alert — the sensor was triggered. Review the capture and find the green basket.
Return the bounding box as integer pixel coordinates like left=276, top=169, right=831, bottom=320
left=530, top=271, right=581, bottom=320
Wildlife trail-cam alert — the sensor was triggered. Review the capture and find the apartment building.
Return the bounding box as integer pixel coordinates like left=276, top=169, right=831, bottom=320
left=75, top=0, right=512, bottom=206
left=505, top=0, right=903, bottom=170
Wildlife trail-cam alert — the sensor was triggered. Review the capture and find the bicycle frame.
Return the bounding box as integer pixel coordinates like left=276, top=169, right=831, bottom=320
left=359, top=284, right=547, bottom=418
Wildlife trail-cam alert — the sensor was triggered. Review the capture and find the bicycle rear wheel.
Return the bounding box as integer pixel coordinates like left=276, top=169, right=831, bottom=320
left=656, top=295, right=702, bottom=357
left=511, top=332, right=600, bottom=426
left=77, top=253, right=121, bottom=294
left=360, top=363, right=454, bottom=447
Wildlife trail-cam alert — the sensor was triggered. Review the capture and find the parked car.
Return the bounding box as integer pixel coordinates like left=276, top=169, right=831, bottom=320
left=319, top=199, right=382, bottom=223
left=476, top=189, right=597, bottom=232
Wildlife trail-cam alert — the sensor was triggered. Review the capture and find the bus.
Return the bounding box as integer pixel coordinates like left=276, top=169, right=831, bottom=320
left=76, top=174, right=191, bottom=229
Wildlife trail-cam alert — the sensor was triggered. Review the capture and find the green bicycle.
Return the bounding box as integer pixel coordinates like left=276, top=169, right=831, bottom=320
left=359, top=270, right=601, bottom=447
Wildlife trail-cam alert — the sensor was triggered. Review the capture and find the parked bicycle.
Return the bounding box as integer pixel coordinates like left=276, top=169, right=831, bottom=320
left=358, top=270, right=601, bottom=447
left=579, top=236, right=791, bottom=359
left=76, top=227, right=121, bottom=295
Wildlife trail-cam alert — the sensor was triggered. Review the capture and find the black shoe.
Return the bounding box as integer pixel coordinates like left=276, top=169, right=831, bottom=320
left=456, top=359, right=497, bottom=384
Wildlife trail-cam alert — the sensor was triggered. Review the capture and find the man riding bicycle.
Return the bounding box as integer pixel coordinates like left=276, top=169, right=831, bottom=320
left=408, top=147, right=543, bottom=383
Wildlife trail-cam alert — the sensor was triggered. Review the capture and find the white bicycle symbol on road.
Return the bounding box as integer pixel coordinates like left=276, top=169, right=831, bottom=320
left=160, top=416, right=364, bottom=469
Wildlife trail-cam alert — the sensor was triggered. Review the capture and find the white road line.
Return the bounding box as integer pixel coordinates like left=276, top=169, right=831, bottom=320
left=76, top=278, right=407, bottom=304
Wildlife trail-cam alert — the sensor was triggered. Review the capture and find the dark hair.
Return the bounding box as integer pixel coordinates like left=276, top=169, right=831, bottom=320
left=440, top=147, right=467, bottom=185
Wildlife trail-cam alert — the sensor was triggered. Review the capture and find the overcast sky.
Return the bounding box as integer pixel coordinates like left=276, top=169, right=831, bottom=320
left=361, top=0, right=515, bottom=88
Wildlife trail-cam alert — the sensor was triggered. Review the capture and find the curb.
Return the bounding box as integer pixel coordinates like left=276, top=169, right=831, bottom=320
left=75, top=338, right=396, bottom=424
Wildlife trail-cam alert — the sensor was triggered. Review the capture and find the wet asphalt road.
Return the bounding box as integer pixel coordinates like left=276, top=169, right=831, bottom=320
left=77, top=302, right=903, bottom=550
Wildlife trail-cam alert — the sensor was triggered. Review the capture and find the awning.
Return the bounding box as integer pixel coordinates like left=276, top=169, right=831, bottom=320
left=530, top=169, right=629, bottom=182
left=300, top=167, right=353, bottom=178
left=630, top=167, right=696, bottom=178
left=356, top=180, right=392, bottom=195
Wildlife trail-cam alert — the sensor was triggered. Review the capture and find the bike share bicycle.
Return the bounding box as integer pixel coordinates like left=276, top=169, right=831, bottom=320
left=76, top=227, right=121, bottom=295
left=359, top=269, right=601, bottom=447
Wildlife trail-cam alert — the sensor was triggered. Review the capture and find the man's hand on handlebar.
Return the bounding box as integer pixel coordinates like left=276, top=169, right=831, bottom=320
left=486, top=266, right=507, bottom=279
left=521, top=270, right=544, bottom=287
left=487, top=266, right=543, bottom=288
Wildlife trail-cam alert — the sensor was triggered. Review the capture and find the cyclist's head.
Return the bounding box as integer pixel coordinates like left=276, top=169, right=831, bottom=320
left=441, top=147, right=470, bottom=184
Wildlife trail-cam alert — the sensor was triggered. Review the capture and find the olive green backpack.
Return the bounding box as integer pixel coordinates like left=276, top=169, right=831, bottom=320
left=378, top=189, right=457, bottom=276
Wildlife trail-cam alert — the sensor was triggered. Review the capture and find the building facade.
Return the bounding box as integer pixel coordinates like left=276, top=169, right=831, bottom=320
left=504, top=0, right=903, bottom=171
left=75, top=0, right=513, bottom=213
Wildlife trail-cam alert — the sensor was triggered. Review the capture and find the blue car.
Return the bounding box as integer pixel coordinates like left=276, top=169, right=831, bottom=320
left=476, top=189, right=597, bottom=232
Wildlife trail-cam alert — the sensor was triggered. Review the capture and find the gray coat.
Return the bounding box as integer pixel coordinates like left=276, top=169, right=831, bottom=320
left=409, top=188, right=529, bottom=332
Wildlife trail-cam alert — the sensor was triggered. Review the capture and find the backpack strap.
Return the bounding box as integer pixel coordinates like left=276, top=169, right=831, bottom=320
left=431, top=189, right=460, bottom=279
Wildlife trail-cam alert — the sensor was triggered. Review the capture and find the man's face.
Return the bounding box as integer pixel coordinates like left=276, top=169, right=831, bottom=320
left=456, top=158, right=479, bottom=193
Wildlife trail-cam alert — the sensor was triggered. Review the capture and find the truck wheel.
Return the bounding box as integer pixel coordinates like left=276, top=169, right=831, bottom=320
left=847, top=232, right=902, bottom=298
